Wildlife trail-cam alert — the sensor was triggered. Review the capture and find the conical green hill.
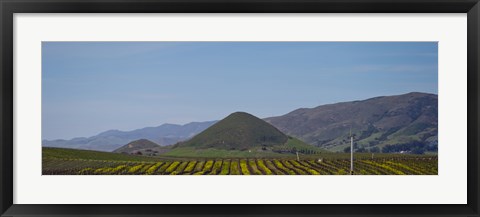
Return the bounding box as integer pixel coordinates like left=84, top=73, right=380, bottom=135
left=179, top=112, right=288, bottom=150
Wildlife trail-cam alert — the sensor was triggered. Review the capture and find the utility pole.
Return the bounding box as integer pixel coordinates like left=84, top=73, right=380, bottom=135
left=296, top=151, right=300, bottom=161
left=350, top=127, right=354, bottom=175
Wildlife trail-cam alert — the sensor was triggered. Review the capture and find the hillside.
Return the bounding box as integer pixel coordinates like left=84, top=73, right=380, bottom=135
left=42, top=121, right=216, bottom=152
left=169, top=112, right=328, bottom=158
left=178, top=112, right=288, bottom=150
left=113, top=139, right=168, bottom=156
left=265, top=92, right=438, bottom=152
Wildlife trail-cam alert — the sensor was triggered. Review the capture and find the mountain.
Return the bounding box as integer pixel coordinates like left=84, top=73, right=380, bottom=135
left=177, top=112, right=288, bottom=150
left=42, top=121, right=217, bottom=152
left=167, top=112, right=328, bottom=158
left=264, top=92, right=438, bottom=152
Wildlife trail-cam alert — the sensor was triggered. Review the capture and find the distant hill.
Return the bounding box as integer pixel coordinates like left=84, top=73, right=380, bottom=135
left=42, top=121, right=217, bottom=152
left=264, top=92, right=438, bottom=152
left=167, top=112, right=328, bottom=158
left=113, top=139, right=165, bottom=156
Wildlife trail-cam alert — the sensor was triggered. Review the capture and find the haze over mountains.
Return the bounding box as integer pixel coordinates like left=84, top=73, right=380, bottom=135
left=42, top=121, right=216, bottom=152
left=42, top=92, right=437, bottom=153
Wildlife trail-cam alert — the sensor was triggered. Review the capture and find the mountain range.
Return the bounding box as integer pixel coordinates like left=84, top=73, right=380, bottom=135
left=42, top=121, right=216, bottom=152
left=43, top=92, right=437, bottom=153
left=265, top=92, right=437, bottom=152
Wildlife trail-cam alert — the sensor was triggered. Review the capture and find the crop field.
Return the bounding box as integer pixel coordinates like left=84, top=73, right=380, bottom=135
left=43, top=157, right=438, bottom=175
left=42, top=147, right=437, bottom=175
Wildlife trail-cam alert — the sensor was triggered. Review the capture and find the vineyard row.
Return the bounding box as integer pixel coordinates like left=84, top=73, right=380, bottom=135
left=43, top=157, right=438, bottom=175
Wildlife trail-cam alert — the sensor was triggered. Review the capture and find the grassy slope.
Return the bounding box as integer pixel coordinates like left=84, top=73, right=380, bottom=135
left=178, top=112, right=288, bottom=150
left=282, top=137, right=328, bottom=153
left=171, top=112, right=329, bottom=158
left=161, top=147, right=292, bottom=158
left=265, top=92, right=438, bottom=152
left=43, top=145, right=326, bottom=161
left=43, top=147, right=160, bottom=162
left=163, top=138, right=329, bottom=158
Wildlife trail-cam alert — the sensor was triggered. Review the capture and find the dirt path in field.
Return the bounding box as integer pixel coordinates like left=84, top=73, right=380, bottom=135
left=255, top=160, right=267, bottom=175
left=210, top=160, right=223, bottom=175
left=268, top=160, right=288, bottom=175
left=221, top=160, right=230, bottom=175
left=297, top=161, right=322, bottom=175
left=236, top=160, right=243, bottom=175
left=304, top=161, right=333, bottom=175
left=283, top=161, right=307, bottom=175
left=289, top=161, right=313, bottom=175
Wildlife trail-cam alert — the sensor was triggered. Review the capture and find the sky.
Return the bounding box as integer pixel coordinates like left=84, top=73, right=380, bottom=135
left=42, top=42, right=438, bottom=140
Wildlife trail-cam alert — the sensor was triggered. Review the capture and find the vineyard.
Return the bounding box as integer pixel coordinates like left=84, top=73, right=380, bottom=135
left=43, top=157, right=438, bottom=175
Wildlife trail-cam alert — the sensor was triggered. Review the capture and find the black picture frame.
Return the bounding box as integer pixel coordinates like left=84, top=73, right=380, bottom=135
left=1, top=0, right=479, bottom=216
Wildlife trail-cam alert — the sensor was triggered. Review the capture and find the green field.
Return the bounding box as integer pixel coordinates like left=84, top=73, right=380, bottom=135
left=43, top=147, right=438, bottom=175
left=43, top=147, right=160, bottom=162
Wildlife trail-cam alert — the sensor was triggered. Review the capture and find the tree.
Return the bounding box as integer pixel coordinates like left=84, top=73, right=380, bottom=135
left=369, top=147, right=380, bottom=153
left=356, top=146, right=367, bottom=153
left=412, top=147, right=425, bottom=155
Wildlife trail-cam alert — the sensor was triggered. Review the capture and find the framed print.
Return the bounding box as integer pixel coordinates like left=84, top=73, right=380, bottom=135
left=1, top=0, right=479, bottom=216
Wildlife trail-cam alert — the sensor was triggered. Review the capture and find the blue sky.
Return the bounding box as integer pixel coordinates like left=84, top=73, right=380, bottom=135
left=42, top=42, right=438, bottom=140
